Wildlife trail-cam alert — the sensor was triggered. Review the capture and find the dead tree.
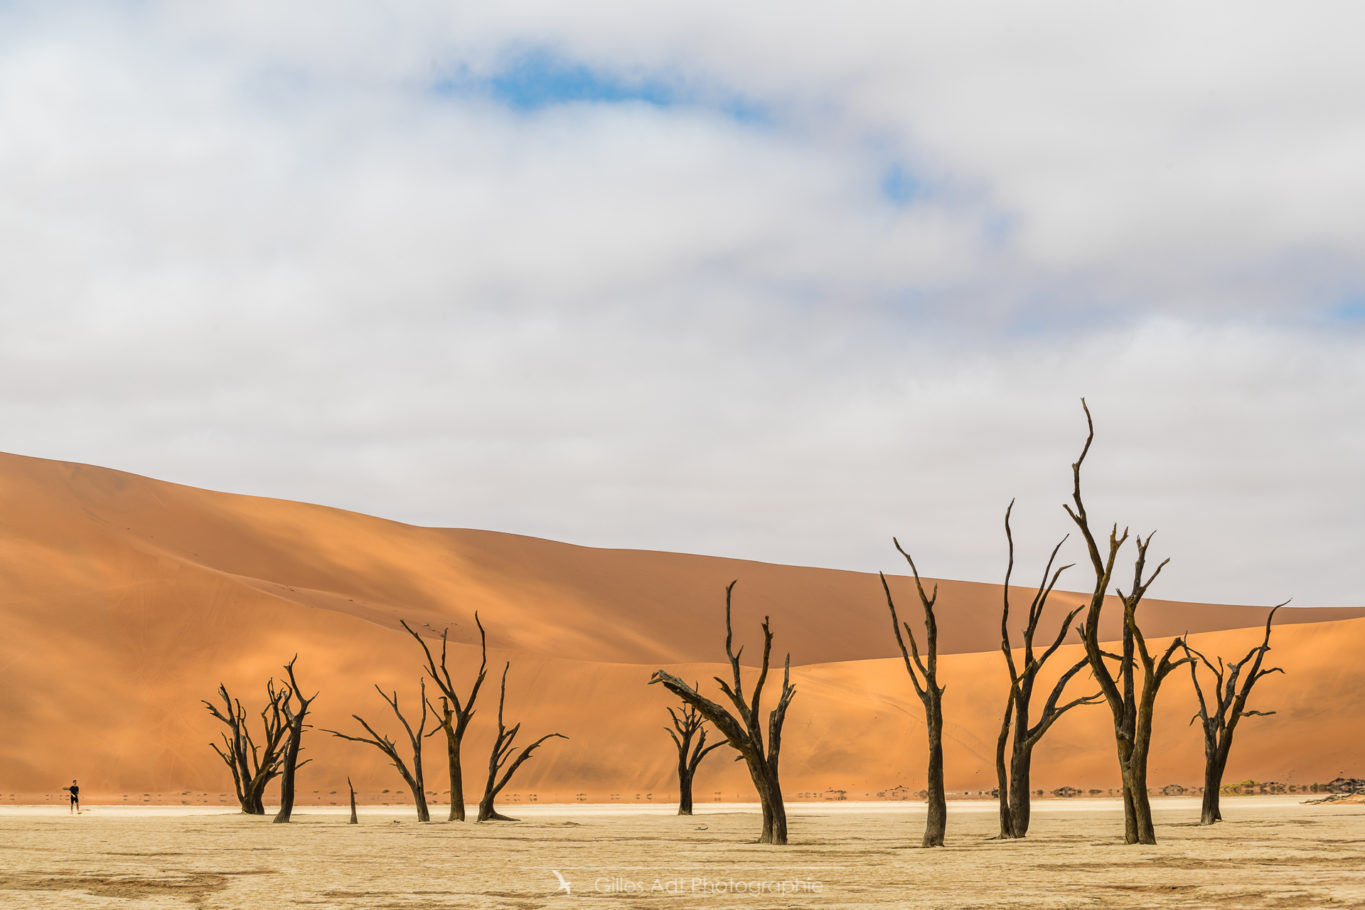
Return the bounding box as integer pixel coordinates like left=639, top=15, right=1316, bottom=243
left=401, top=616, right=488, bottom=822
left=650, top=580, right=797, bottom=845
left=665, top=694, right=725, bottom=815
left=202, top=678, right=289, bottom=814
left=325, top=680, right=432, bottom=822
left=880, top=542, right=948, bottom=848
left=1182, top=602, right=1287, bottom=825
left=347, top=776, right=358, bottom=824
left=272, top=656, right=317, bottom=824
left=1066, top=400, right=1189, bottom=845
left=477, top=663, right=566, bottom=822
left=995, top=501, right=1100, bottom=838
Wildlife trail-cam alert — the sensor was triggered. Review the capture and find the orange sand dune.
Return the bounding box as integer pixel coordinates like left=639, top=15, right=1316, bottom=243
left=1, top=451, right=1360, bottom=803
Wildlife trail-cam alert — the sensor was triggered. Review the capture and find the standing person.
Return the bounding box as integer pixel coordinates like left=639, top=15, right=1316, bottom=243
left=64, top=780, right=79, bottom=814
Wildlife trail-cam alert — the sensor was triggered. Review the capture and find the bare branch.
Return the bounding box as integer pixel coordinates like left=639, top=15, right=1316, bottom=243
left=880, top=572, right=927, bottom=699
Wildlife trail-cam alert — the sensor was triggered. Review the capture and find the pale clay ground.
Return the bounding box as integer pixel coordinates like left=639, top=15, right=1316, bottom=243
left=1, top=798, right=1362, bottom=909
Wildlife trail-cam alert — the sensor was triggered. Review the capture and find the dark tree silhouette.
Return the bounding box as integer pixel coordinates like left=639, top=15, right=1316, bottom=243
left=202, top=678, right=289, bottom=815
left=1066, top=400, right=1189, bottom=845
left=347, top=776, right=358, bottom=825
left=879, top=541, right=947, bottom=848
left=665, top=694, right=725, bottom=815
left=272, top=656, right=317, bottom=824
left=325, top=680, right=433, bottom=822
left=650, top=580, right=797, bottom=845
left=995, top=501, right=1100, bottom=838
left=401, top=616, right=488, bottom=822
left=477, top=663, right=566, bottom=822
left=1182, top=602, right=1287, bottom=824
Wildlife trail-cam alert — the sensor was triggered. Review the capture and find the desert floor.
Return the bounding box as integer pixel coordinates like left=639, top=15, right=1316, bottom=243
left=1, top=797, right=1362, bottom=909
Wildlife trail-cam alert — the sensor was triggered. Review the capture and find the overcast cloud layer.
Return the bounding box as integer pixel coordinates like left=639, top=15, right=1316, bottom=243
left=2, top=1, right=1362, bottom=605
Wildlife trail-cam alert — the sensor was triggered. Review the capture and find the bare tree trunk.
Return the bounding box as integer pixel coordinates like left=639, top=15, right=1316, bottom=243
left=1131, top=759, right=1154, bottom=844
left=923, top=694, right=946, bottom=848
left=246, top=781, right=267, bottom=815
left=476, top=788, right=508, bottom=822
left=1065, top=400, right=1188, bottom=845
left=678, top=758, right=695, bottom=815
left=476, top=663, right=566, bottom=823
left=650, top=581, right=797, bottom=845
left=404, top=765, right=430, bottom=822
left=401, top=617, right=487, bottom=823
left=273, top=657, right=317, bottom=825
left=880, top=545, right=947, bottom=848
left=445, top=739, right=466, bottom=822
left=994, top=501, right=1099, bottom=840
left=1131, top=700, right=1157, bottom=844
left=203, top=680, right=289, bottom=816
left=755, top=766, right=787, bottom=845
left=1183, top=604, right=1286, bottom=826
left=995, top=694, right=1015, bottom=838
left=324, top=680, right=432, bottom=822
left=1119, top=763, right=1140, bottom=844
left=1202, top=755, right=1224, bottom=824
left=273, top=719, right=306, bottom=822
left=1007, top=744, right=1033, bottom=837
left=348, top=777, right=358, bottom=825
left=274, top=727, right=302, bottom=823
left=664, top=695, right=723, bottom=817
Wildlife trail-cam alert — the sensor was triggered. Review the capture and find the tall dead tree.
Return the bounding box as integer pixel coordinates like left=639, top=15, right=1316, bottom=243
left=325, top=680, right=433, bottom=822
left=880, top=542, right=947, bottom=848
left=1067, top=400, right=1189, bottom=845
left=477, top=663, right=566, bottom=822
left=272, top=656, right=317, bottom=824
left=202, top=678, right=289, bottom=814
left=665, top=694, right=725, bottom=815
left=401, top=616, right=488, bottom=822
left=995, top=501, right=1100, bottom=838
left=650, top=580, right=797, bottom=845
left=1182, top=602, right=1287, bottom=825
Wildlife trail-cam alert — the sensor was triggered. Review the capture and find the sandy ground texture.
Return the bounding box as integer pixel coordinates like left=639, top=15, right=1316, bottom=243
left=1, top=798, right=1362, bottom=909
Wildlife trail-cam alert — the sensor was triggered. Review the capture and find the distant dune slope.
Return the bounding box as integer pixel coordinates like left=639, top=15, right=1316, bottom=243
left=1, top=451, right=1360, bottom=800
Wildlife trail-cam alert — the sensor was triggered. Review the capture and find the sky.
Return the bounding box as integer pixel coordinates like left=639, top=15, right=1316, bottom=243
left=1, top=1, right=1362, bottom=605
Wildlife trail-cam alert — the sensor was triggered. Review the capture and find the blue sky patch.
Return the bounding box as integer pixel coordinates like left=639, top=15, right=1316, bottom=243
left=436, top=49, right=770, bottom=126
left=880, top=163, right=921, bottom=206
left=1329, top=294, right=1365, bottom=322
left=482, top=51, right=675, bottom=111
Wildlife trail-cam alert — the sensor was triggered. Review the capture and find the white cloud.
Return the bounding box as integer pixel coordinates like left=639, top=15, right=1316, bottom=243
left=0, top=1, right=1361, bottom=605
